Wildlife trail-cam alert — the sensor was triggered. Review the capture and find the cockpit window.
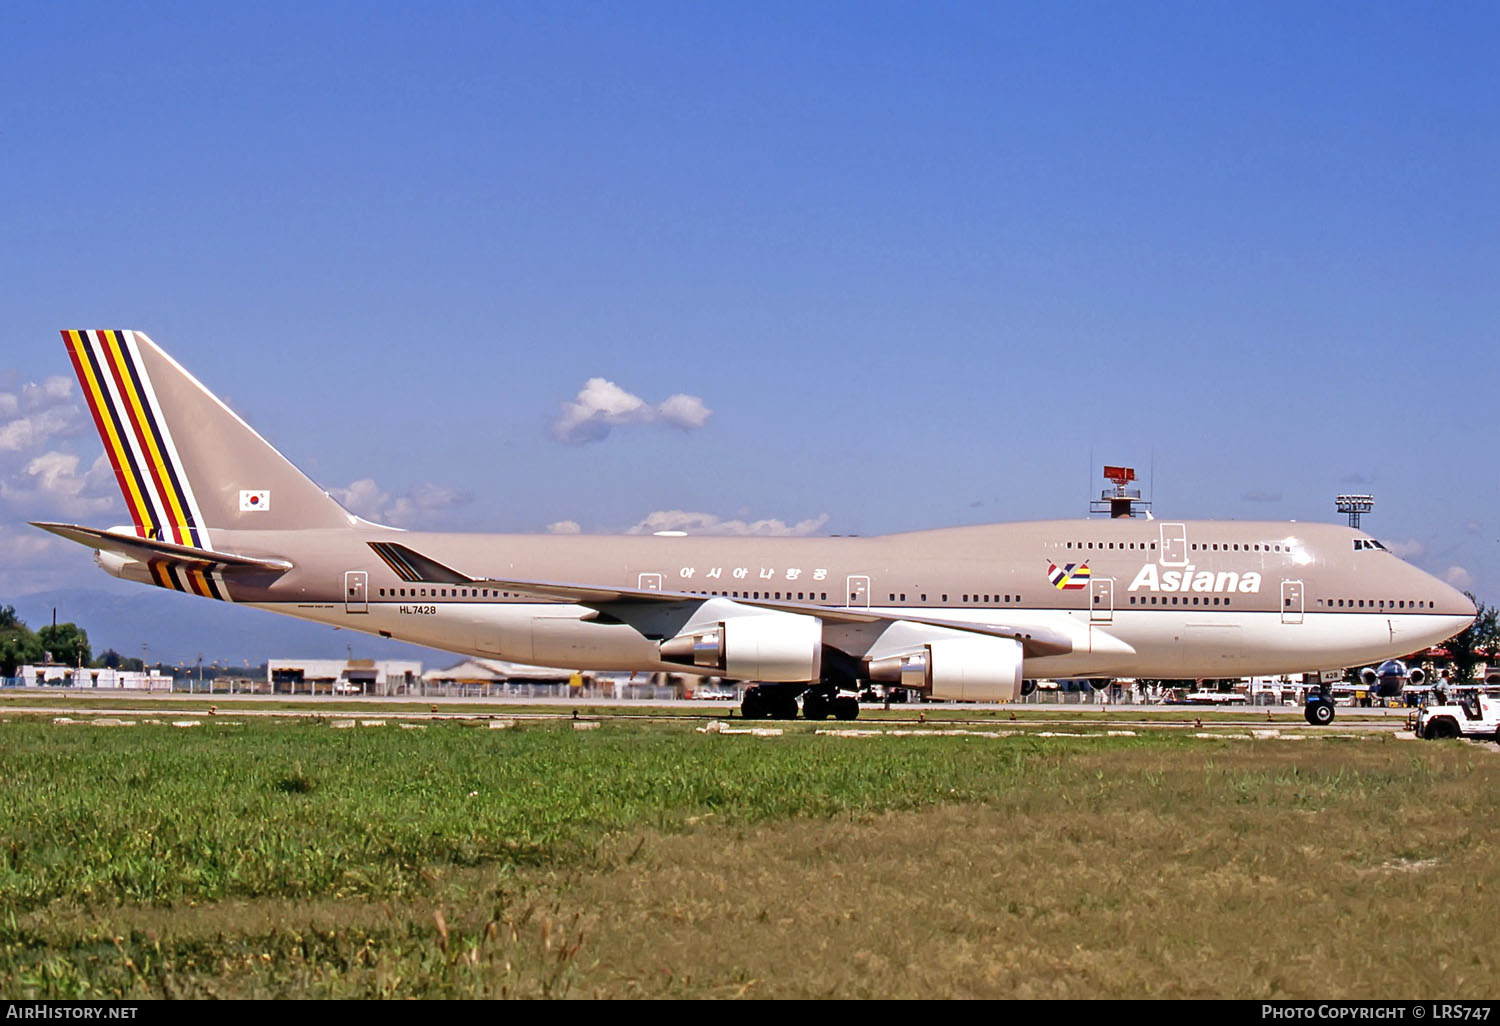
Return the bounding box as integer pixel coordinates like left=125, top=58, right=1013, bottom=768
left=1353, top=538, right=1388, bottom=552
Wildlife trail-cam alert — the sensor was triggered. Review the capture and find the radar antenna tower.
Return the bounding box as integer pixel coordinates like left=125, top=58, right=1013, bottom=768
left=1091, top=466, right=1151, bottom=519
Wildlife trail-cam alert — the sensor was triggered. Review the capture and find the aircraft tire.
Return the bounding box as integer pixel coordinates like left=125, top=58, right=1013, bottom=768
left=1304, top=701, right=1335, bottom=726
left=832, top=696, right=859, bottom=721
left=803, top=692, right=830, bottom=720
left=772, top=693, right=800, bottom=720
left=741, top=689, right=767, bottom=719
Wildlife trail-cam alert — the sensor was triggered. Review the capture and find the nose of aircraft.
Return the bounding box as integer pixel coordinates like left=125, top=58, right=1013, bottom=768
left=1435, top=579, right=1478, bottom=620
left=1427, top=572, right=1477, bottom=639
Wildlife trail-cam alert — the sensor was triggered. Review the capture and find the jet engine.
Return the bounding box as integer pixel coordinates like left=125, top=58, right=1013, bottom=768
left=867, top=636, right=1024, bottom=703
left=659, top=612, right=823, bottom=682
left=1359, top=659, right=1422, bottom=698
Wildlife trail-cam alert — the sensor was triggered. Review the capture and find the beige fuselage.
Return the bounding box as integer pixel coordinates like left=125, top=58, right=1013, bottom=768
left=170, top=517, right=1476, bottom=681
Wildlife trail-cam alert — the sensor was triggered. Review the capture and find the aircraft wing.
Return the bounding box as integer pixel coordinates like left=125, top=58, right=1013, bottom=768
left=34, top=522, right=294, bottom=573
left=368, top=541, right=1075, bottom=658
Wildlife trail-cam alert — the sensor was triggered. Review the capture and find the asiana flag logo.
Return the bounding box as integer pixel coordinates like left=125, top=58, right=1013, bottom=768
left=1047, top=560, right=1091, bottom=590
left=239, top=489, right=271, bottom=512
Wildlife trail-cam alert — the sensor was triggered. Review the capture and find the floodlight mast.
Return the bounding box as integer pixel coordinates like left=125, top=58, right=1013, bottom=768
left=1336, top=494, right=1374, bottom=530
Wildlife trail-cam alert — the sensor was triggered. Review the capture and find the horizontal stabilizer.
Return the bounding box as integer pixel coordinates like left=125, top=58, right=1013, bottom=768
left=32, top=522, right=293, bottom=573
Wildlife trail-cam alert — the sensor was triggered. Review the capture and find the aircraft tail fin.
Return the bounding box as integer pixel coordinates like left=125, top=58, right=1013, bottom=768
left=61, top=330, right=353, bottom=543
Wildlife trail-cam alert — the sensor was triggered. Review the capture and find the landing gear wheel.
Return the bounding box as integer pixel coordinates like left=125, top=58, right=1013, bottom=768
left=803, top=692, right=830, bottom=720
left=832, top=696, right=859, bottom=721
left=1304, top=700, right=1335, bottom=726
left=741, top=689, right=768, bottom=719
left=771, top=693, right=800, bottom=720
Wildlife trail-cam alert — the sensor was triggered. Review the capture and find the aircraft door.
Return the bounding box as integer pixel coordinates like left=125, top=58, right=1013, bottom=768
left=846, top=575, right=870, bottom=609
left=1090, top=577, right=1114, bottom=623
left=639, top=573, right=663, bottom=592
left=1281, top=580, right=1304, bottom=624
left=1160, top=523, right=1188, bottom=566
left=345, top=571, right=368, bottom=614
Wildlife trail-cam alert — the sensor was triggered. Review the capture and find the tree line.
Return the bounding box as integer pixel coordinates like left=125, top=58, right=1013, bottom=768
left=0, top=605, right=93, bottom=678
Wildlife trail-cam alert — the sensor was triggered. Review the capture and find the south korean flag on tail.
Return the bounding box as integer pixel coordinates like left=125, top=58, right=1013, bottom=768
left=239, top=490, right=271, bottom=512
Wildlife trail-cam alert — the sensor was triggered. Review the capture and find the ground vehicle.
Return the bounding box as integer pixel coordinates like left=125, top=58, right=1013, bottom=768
left=1415, top=690, right=1500, bottom=741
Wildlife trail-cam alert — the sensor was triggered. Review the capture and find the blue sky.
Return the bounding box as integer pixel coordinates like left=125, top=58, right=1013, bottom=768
left=3, top=2, right=1498, bottom=629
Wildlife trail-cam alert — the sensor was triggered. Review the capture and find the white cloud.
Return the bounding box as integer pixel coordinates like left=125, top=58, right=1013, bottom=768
left=329, top=478, right=384, bottom=516
left=551, top=378, right=712, bottom=444
left=21, top=376, right=72, bottom=410
left=330, top=478, right=472, bottom=528
left=1383, top=538, right=1427, bottom=560
left=655, top=393, right=712, bottom=430
left=624, top=510, right=830, bottom=537
left=0, top=407, right=82, bottom=453
left=0, top=523, right=75, bottom=594
left=546, top=520, right=582, bottom=534
left=0, top=375, right=82, bottom=453
left=0, top=451, right=117, bottom=519
left=1445, top=566, right=1473, bottom=590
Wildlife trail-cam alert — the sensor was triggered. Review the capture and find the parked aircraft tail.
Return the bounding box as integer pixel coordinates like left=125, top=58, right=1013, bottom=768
left=61, top=329, right=353, bottom=541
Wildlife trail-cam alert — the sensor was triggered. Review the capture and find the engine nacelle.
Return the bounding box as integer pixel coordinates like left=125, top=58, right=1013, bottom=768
left=867, top=636, right=1024, bottom=703
left=659, top=613, right=823, bottom=682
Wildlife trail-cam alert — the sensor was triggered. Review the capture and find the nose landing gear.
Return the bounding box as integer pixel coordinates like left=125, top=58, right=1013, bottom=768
left=1304, top=685, right=1336, bottom=726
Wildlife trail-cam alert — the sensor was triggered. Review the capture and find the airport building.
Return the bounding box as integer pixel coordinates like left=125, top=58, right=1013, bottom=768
left=267, top=658, right=421, bottom=695
left=13, top=663, right=172, bottom=690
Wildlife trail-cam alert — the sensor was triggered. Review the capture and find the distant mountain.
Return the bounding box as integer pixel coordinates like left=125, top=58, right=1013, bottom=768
left=12, top=583, right=460, bottom=670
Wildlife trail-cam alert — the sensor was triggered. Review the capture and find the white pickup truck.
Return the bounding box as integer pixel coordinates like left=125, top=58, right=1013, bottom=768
left=1415, top=691, right=1500, bottom=741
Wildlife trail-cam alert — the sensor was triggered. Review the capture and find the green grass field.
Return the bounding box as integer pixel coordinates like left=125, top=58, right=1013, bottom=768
left=0, top=715, right=1495, bottom=998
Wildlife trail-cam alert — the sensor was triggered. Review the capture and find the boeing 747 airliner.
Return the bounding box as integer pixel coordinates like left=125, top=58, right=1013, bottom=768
left=35, top=330, right=1475, bottom=722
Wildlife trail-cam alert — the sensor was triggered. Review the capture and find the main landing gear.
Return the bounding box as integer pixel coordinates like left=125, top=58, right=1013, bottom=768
left=740, top=685, right=799, bottom=721
left=740, top=684, right=860, bottom=721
